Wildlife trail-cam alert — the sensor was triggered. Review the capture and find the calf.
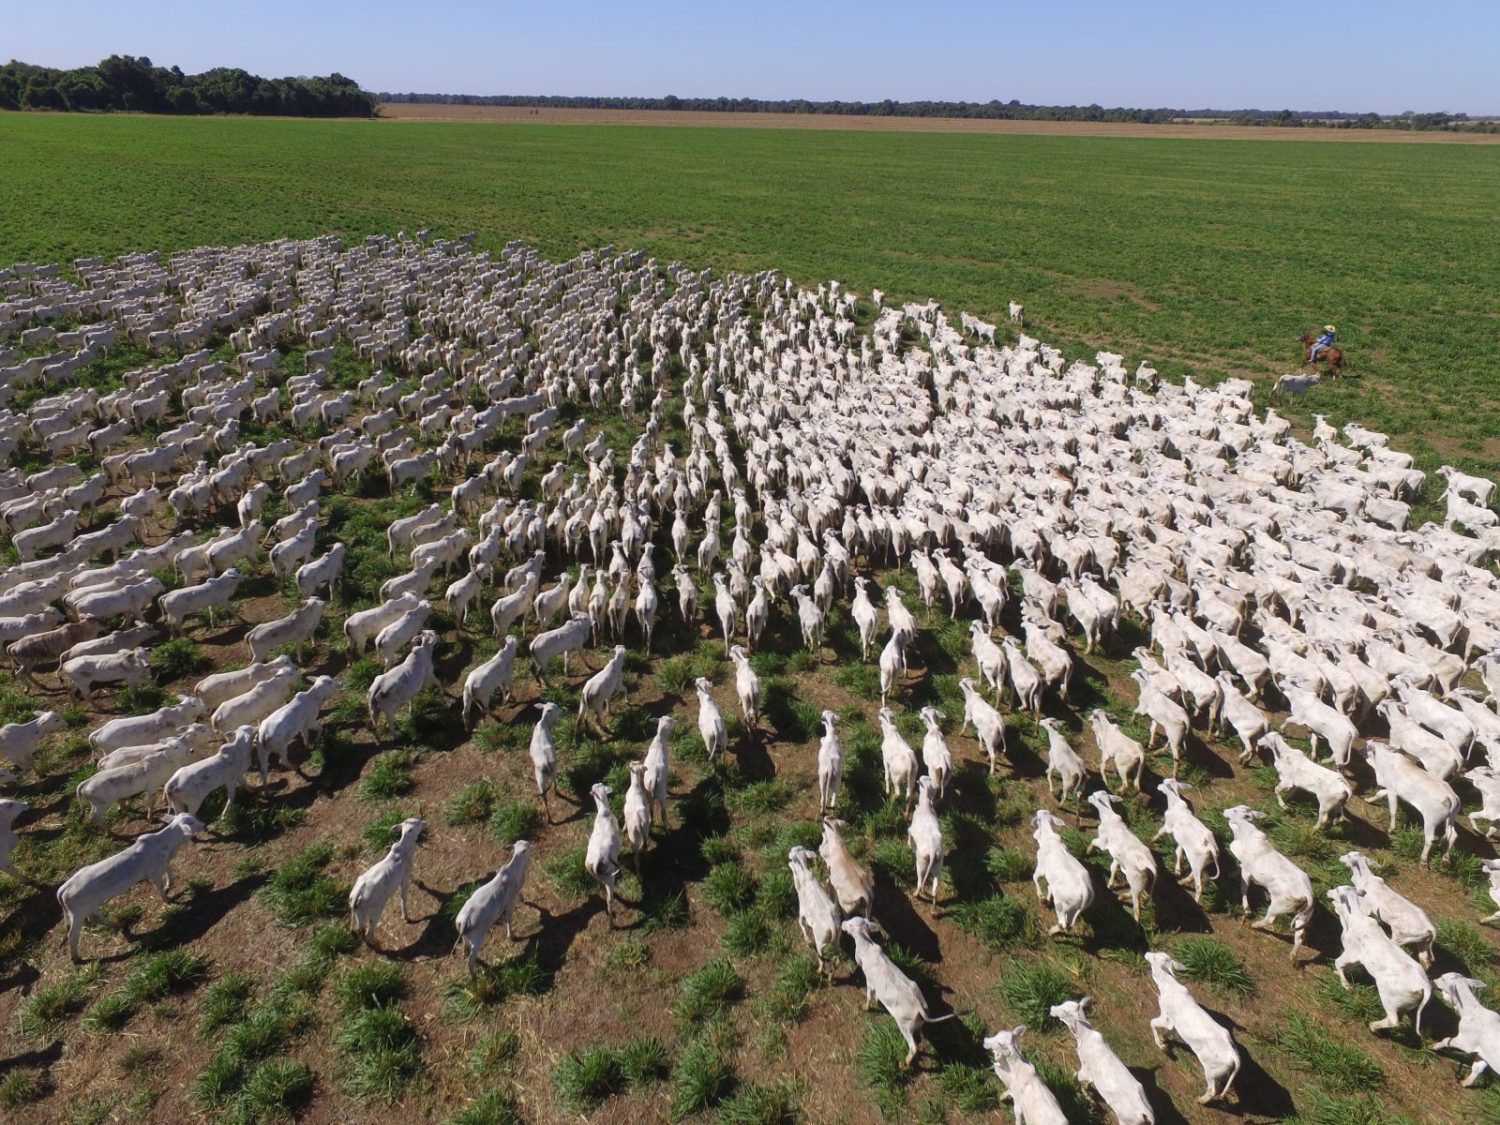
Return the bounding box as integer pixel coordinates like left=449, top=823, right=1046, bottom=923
left=295, top=543, right=346, bottom=601
left=729, top=644, right=761, bottom=731
left=1032, top=809, right=1094, bottom=936
left=90, top=697, right=207, bottom=756
left=344, top=591, right=422, bottom=655
left=1087, top=791, right=1157, bottom=921
left=212, top=666, right=301, bottom=731
left=375, top=599, right=434, bottom=669
left=1361, top=740, right=1459, bottom=864
left=1223, top=805, right=1314, bottom=961
left=529, top=613, right=592, bottom=683
left=67, top=578, right=161, bottom=625
left=1051, top=999, right=1154, bottom=1125
left=1327, top=884, right=1431, bottom=1035
left=159, top=569, right=242, bottom=631
left=0, top=710, right=68, bottom=772
left=529, top=702, right=564, bottom=821
left=623, top=761, right=652, bottom=873
left=788, top=845, right=841, bottom=974
left=62, top=647, right=151, bottom=702
left=1433, top=973, right=1500, bottom=1088
left=917, top=706, right=954, bottom=798
left=56, top=813, right=205, bottom=960
left=77, top=736, right=211, bottom=824
left=163, top=725, right=257, bottom=817
left=958, top=676, right=1007, bottom=775
left=1038, top=717, right=1085, bottom=804
left=843, top=917, right=957, bottom=1066
left=247, top=597, right=325, bottom=663
left=698, top=678, right=728, bottom=764
left=982, top=1026, right=1068, bottom=1125
left=908, top=776, right=945, bottom=905
left=462, top=636, right=518, bottom=727
left=642, top=715, right=674, bottom=828
left=1154, top=779, right=1220, bottom=905
left=257, top=675, right=338, bottom=784
left=576, top=645, right=628, bottom=738
left=1144, top=952, right=1240, bottom=1105
left=367, top=631, right=440, bottom=736
left=349, top=817, right=426, bottom=946
left=1262, top=731, right=1352, bottom=830
left=194, top=655, right=296, bottom=713
left=820, top=817, right=874, bottom=918
left=1090, top=709, right=1145, bottom=792
left=584, top=783, right=622, bottom=922
left=454, top=840, right=533, bottom=974
left=877, top=706, right=919, bottom=812
left=0, top=799, right=27, bottom=877
left=6, top=618, right=102, bottom=683
left=1339, top=851, right=1436, bottom=966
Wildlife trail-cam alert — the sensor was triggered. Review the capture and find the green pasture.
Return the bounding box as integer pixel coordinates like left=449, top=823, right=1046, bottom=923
left=3, top=111, right=1498, bottom=468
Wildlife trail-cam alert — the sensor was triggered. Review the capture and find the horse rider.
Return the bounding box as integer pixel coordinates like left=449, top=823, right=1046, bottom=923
left=1308, top=324, right=1337, bottom=364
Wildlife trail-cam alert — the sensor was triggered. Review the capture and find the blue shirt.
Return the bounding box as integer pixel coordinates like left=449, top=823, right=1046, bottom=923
left=1315, top=332, right=1335, bottom=346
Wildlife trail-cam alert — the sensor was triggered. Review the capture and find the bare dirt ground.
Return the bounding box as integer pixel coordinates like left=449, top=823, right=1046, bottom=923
left=375, top=103, right=1500, bottom=143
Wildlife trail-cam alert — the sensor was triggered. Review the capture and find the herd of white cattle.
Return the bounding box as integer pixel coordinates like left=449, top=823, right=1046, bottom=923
left=3, top=231, right=1500, bottom=1118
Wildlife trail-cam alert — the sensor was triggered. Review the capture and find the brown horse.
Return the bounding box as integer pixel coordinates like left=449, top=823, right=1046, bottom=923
left=1299, top=334, right=1344, bottom=372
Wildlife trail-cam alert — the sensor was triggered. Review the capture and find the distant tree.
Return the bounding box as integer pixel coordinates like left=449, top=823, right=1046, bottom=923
left=21, top=76, right=64, bottom=110
left=0, top=55, right=376, bottom=117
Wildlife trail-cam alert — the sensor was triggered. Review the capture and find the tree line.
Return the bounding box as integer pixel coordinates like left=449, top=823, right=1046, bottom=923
left=1, top=56, right=377, bottom=117
left=377, top=93, right=1495, bottom=132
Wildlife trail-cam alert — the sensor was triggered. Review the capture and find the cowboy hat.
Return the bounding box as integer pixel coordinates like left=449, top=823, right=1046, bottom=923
left=1323, top=324, right=1336, bottom=333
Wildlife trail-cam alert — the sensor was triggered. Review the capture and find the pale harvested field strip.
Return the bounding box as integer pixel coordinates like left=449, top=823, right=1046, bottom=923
left=375, top=102, right=1500, bottom=143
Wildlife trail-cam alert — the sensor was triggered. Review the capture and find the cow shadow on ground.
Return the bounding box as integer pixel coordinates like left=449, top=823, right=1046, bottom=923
left=1145, top=869, right=1217, bottom=935
left=399, top=879, right=476, bottom=961
left=135, top=870, right=268, bottom=950
left=875, top=878, right=943, bottom=964
left=524, top=897, right=603, bottom=979
left=730, top=731, right=777, bottom=782
left=1134, top=1066, right=1192, bottom=1125
left=0, top=1037, right=63, bottom=1074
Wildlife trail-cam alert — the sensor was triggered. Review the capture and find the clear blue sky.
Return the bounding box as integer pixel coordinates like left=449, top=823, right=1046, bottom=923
left=7, top=0, right=1494, bottom=115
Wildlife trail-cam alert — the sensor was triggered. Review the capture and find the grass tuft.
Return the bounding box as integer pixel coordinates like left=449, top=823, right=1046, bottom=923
left=489, top=798, right=542, bottom=846
left=18, top=966, right=97, bottom=1036
left=359, top=749, right=418, bottom=801
left=448, top=1089, right=523, bottom=1125
left=226, top=1059, right=316, bottom=1124
left=258, top=843, right=344, bottom=927
left=999, top=960, right=1078, bottom=1030
left=677, top=958, right=745, bottom=1025
left=1171, top=935, right=1255, bottom=996
left=756, top=955, right=822, bottom=1025
left=0, top=1069, right=50, bottom=1108
left=715, top=1077, right=799, bottom=1125
left=554, top=1046, right=627, bottom=1114
left=703, top=861, right=759, bottom=915
left=673, top=1023, right=736, bottom=1119
left=544, top=846, right=596, bottom=898
left=856, top=1018, right=912, bottom=1118
left=985, top=846, right=1033, bottom=883
left=446, top=779, right=497, bottom=826
left=953, top=895, right=1041, bottom=950
left=469, top=1029, right=521, bottom=1074
left=444, top=951, right=552, bottom=1018
left=723, top=908, right=780, bottom=956
left=1277, top=1012, right=1384, bottom=1092
left=334, top=963, right=408, bottom=1014
left=199, top=971, right=256, bottom=1035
